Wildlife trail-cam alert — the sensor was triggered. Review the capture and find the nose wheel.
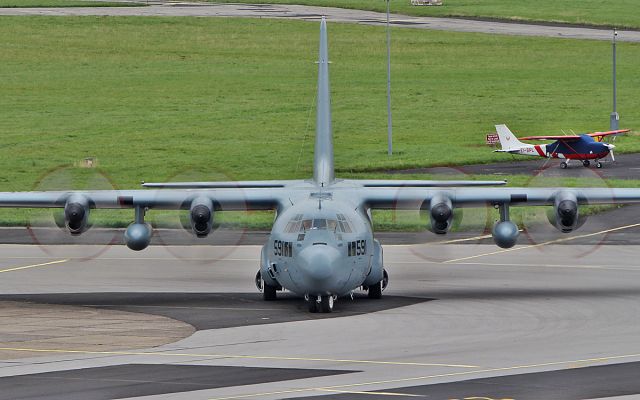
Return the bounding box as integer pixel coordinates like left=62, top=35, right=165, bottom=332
left=308, top=295, right=334, bottom=313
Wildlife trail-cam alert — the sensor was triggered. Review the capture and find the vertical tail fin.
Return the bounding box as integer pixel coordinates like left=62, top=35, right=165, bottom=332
left=495, top=124, right=526, bottom=151
left=313, top=17, right=334, bottom=186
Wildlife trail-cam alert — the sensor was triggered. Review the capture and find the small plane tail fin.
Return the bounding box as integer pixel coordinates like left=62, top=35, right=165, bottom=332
left=495, top=124, right=526, bottom=151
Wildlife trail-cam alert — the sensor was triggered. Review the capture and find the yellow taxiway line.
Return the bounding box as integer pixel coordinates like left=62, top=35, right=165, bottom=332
left=316, top=388, right=424, bottom=397
left=0, top=259, right=68, bottom=274
left=0, top=347, right=477, bottom=369
left=443, top=222, right=640, bottom=264
left=205, top=352, right=640, bottom=399
left=1, top=346, right=639, bottom=399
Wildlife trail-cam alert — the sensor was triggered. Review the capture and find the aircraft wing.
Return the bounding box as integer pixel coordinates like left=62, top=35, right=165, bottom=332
left=519, top=135, right=581, bottom=141
left=587, top=129, right=630, bottom=141
left=359, top=186, right=640, bottom=210
left=0, top=188, right=285, bottom=211
left=520, top=129, right=629, bottom=142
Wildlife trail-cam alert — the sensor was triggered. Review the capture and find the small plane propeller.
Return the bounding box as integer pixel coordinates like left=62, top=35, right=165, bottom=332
left=604, top=142, right=616, bottom=162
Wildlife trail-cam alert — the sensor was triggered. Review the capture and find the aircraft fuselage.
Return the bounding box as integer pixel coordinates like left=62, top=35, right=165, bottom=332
left=260, top=193, right=383, bottom=301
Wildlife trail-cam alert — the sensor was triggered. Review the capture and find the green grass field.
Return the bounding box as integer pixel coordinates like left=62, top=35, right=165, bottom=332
left=0, top=1, right=142, bottom=6
left=1, top=17, right=639, bottom=228
left=208, top=0, right=640, bottom=30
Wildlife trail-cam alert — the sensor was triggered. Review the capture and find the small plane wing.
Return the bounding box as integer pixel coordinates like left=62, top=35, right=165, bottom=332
left=519, top=135, right=582, bottom=141
left=520, top=129, right=629, bottom=142
left=586, top=129, right=630, bottom=141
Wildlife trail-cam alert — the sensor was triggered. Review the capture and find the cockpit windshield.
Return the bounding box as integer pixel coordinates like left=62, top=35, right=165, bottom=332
left=285, top=213, right=352, bottom=233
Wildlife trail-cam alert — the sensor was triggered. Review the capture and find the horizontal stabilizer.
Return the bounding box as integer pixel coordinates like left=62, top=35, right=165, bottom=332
left=353, top=180, right=507, bottom=187
left=142, top=181, right=288, bottom=189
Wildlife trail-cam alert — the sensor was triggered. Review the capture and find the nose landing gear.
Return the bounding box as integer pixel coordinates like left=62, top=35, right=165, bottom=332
left=308, top=295, right=335, bottom=313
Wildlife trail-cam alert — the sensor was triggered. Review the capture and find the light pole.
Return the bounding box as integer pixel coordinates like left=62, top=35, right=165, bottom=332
left=610, top=29, right=619, bottom=130
left=386, top=0, right=393, bottom=155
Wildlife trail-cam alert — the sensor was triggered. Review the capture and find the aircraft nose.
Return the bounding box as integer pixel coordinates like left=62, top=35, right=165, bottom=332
left=298, top=245, right=341, bottom=289
left=605, top=143, right=615, bottom=150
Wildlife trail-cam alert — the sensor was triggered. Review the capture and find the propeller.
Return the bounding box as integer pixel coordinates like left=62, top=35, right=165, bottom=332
left=605, top=142, right=616, bottom=162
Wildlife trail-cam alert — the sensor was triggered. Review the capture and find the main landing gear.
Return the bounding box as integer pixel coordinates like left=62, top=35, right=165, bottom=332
left=366, top=269, right=389, bottom=299
left=560, top=160, right=603, bottom=169
left=255, top=270, right=280, bottom=301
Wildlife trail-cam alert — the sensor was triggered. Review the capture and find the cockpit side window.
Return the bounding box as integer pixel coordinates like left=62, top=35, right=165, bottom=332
left=336, top=213, right=352, bottom=233
left=285, top=214, right=304, bottom=233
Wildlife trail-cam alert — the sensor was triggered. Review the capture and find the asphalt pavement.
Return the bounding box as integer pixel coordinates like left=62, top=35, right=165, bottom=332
left=394, top=151, right=640, bottom=180
left=2, top=243, right=640, bottom=399
left=2, top=2, right=640, bottom=42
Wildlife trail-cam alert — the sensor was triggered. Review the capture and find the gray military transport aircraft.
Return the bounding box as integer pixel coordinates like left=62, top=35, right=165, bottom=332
left=2, top=18, right=640, bottom=313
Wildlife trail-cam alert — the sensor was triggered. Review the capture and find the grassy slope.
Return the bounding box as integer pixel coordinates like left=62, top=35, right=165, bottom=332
left=206, top=0, right=640, bottom=30
left=1, top=17, right=639, bottom=228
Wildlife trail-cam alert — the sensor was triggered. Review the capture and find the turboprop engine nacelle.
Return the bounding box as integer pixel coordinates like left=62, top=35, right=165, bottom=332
left=428, top=195, right=453, bottom=235
left=551, top=191, right=579, bottom=233
left=64, top=195, right=90, bottom=235
left=190, top=197, right=213, bottom=237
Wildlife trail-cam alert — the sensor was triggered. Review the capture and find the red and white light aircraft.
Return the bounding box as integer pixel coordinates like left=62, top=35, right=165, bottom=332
left=495, top=124, right=629, bottom=169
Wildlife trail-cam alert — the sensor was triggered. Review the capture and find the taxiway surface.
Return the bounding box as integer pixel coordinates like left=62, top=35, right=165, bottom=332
left=2, top=2, right=639, bottom=42
left=395, top=152, right=640, bottom=180
left=1, top=241, right=640, bottom=399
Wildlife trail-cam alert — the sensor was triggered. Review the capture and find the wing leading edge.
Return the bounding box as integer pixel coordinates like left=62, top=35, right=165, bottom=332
left=520, top=129, right=630, bottom=141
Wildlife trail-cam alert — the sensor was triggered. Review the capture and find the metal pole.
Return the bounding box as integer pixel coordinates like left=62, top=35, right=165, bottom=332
left=386, top=0, right=393, bottom=155
left=610, top=29, right=619, bottom=130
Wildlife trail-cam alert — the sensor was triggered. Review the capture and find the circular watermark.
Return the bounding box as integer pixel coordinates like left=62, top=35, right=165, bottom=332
left=147, top=167, right=255, bottom=264
left=26, top=164, right=120, bottom=261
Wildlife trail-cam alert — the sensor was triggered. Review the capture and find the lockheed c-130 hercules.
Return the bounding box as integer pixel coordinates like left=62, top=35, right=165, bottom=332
left=2, top=18, right=640, bottom=313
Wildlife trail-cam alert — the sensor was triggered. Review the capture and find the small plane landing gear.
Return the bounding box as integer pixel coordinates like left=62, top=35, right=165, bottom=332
left=560, top=162, right=568, bottom=169
left=308, top=295, right=334, bottom=313
left=596, top=161, right=603, bottom=168
left=582, top=160, right=590, bottom=167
